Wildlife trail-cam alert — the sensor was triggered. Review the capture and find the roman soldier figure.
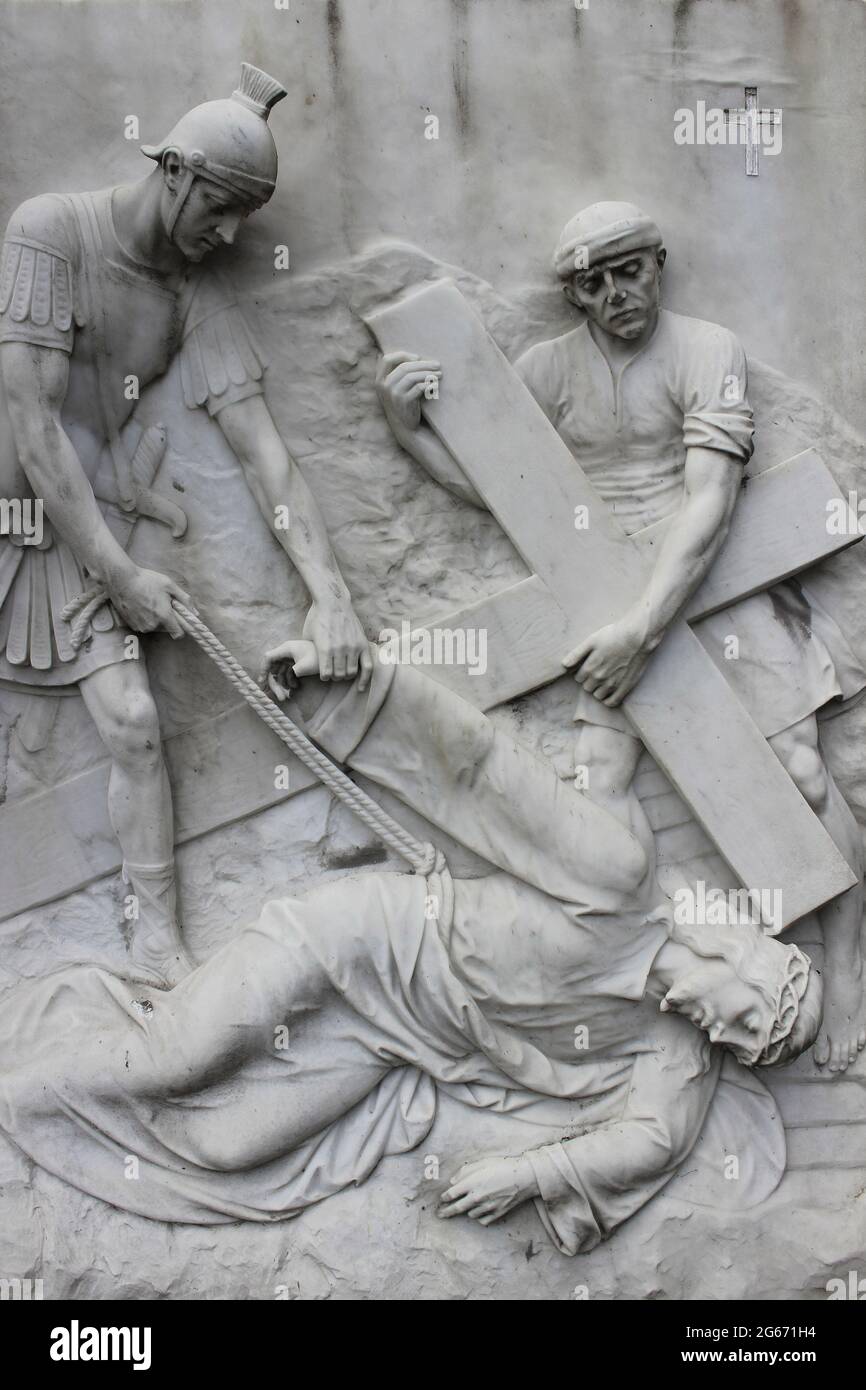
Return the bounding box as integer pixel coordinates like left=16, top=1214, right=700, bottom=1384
left=0, top=65, right=371, bottom=985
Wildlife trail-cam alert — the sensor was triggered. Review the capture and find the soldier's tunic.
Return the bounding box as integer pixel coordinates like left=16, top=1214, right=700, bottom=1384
left=0, top=187, right=267, bottom=692
left=516, top=309, right=866, bottom=738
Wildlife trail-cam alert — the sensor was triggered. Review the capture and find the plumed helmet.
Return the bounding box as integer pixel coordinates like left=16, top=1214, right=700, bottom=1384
left=141, top=63, right=288, bottom=210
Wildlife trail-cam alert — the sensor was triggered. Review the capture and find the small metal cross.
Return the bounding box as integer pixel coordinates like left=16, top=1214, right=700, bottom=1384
left=724, top=87, right=781, bottom=176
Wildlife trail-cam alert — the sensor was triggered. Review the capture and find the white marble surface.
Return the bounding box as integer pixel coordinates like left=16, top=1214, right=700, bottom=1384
left=1, top=0, right=865, bottom=1299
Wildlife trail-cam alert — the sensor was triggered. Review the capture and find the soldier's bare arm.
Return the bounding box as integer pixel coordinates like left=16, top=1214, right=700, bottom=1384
left=0, top=340, right=190, bottom=637
left=217, top=392, right=372, bottom=685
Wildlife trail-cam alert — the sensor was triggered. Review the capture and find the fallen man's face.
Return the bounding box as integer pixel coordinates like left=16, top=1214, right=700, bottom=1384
left=662, top=961, right=771, bottom=1064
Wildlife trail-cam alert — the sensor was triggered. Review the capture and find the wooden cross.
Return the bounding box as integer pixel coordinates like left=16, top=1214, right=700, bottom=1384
left=724, top=87, right=781, bottom=176
left=367, top=280, right=860, bottom=928
left=0, top=281, right=855, bottom=926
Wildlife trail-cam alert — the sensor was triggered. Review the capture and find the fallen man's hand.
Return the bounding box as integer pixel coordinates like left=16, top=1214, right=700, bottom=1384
left=438, top=1153, right=538, bottom=1225
left=261, top=638, right=321, bottom=700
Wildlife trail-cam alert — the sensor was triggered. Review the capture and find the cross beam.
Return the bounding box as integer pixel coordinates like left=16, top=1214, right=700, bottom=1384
left=366, top=280, right=859, bottom=927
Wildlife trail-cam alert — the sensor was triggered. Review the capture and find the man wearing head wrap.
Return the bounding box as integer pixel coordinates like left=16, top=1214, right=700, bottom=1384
left=0, top=643, right=821, bottom=1253
left=0, top=66, right=372, bottom=987
left=377, top=200, right=865, bottom=1073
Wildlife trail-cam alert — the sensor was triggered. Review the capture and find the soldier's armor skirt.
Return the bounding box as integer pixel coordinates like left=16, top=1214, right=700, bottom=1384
left=0, top=534, right=129, bottom=694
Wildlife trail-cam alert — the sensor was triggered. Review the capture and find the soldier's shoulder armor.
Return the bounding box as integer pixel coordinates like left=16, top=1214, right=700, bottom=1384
left=0, top=194, right=80, bottom=334
left=3, top=194, right=78, bottom=259
left=178, top=269, right=266, bottom=412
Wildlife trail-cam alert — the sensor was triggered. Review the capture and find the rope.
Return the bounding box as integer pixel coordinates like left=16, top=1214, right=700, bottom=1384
left=61, top=585, right=437, bottom=875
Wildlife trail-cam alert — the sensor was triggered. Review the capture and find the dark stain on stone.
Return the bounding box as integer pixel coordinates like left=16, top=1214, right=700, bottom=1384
left=510, top=695, right=529, bottom=728
left=768, top=578, right=812, bottom=643
left=672, top=0, right=693, bottom=51
left=452, top=0, right=471, bottom=143
left=781, top=0, right=803, bottom=54
left=324, top=3, right=353, bottom=259
left=324, top=844, right=389, bottom=870
left=326, top=0, right=342, bottom=71
left=0, top=714, right=11, bottom=804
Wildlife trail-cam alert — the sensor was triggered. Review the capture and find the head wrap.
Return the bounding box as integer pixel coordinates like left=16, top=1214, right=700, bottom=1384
left=666, top=911, right=817, bottom=1068
left=755, top=941, right=812, bottom=1066
left=553, top=200, right=663, bottom=279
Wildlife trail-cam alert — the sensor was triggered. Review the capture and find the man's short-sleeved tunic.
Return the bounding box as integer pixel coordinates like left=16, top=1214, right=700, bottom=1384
left=516, top=309, right=865, bottom=738
left=0, top=187, right=267, bottom=691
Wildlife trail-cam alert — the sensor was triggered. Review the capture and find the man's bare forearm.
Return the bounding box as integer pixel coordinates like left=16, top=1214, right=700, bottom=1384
left=1, top=343, right=134, bottom=586
left=219, top=396, right=353, bottom=607
left=635, top=497, right=734, bottom=644
left=221, top=394, right=371, bottom=681
left=375, top=350, right=483, bottom=506
left=270, top=456, right=352, bottom=606
left=385, top=410, right=482, bottom=508
left=629, top=450, right=741, bottom=647
left=19, top=420, right=133, bottom=582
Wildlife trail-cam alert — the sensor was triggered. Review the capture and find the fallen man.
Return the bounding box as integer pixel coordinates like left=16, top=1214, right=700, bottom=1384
left=0, top=645, right=822, bottom=1254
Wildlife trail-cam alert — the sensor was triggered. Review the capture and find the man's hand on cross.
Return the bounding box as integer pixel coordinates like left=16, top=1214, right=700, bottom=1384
left=376, top=346, right=482, bottom=507
left=376, top=350, right=443, bottom=432
left=563, top=610, right=657, bottom=706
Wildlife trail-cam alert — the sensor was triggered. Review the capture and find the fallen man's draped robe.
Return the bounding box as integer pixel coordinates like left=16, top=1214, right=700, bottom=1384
left=0, top=660, right=785, bottom=1254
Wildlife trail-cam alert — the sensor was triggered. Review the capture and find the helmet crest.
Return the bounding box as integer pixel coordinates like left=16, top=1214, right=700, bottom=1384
left=231, top=63, right=287, bottom=118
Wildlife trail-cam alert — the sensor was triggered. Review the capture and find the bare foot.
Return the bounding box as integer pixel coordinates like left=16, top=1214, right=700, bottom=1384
left=814, top=968, right=866, bottom=1072
left=129, top=927, right=195, bottom=991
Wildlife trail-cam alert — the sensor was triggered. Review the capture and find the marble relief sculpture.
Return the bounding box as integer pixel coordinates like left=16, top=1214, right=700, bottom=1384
left=0, top=16, right=864, bottom=1302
